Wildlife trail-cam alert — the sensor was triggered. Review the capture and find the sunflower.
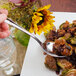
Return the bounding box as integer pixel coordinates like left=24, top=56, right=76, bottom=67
left=29, top=4, right=55, bottom=35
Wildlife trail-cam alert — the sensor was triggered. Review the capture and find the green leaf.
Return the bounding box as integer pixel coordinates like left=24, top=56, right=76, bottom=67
left=14, top=30, right=30, bottom=46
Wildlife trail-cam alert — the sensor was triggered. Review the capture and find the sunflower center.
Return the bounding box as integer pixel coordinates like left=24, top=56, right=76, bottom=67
left=37, top=12, right=44, bottom=25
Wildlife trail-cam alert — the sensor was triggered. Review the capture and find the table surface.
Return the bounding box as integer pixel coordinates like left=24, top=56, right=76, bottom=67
left=14, top=39, right=26, bottom=75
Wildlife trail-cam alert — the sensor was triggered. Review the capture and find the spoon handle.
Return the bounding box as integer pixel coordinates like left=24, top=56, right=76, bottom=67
left=5, top=18, right=42, bottom=45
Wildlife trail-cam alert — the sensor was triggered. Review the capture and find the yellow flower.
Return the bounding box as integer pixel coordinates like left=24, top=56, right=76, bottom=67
left=29, top=4, right=55, bottom=35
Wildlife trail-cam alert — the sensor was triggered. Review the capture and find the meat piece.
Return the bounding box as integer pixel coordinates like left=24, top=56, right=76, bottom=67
left=57, top=59, right=72, bottom=70
left=57, top=29, right=65, bottom=37
left=64, top=33, right=71, bottom=40
left=59, top=21, right=70, bottom=31
left=46, top=30, right=57, bottom=41
left=73, top=20, right=76, bottom=26
left=53, top=39, right=73, bottom=56
left=44, top=55, right=57, bottom=70
left=67, top=27, right=76, bottom=36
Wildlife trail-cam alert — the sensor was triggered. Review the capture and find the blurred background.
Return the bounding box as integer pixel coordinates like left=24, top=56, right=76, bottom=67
left=0, top=0, right=76, bottom=76
left=38, top=0, right=76, bottom=12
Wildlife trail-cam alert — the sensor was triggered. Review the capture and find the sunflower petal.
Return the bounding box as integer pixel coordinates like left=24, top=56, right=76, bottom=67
left=37, top=4, right=51, bottom=12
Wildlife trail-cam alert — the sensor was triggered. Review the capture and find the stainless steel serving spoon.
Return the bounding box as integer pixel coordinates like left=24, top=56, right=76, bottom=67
left=5, top=18, right=65, bottom=58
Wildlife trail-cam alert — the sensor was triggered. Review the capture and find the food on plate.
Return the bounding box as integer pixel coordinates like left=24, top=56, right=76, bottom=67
left=46, top=30, right=57, bottom=41
left=64, top=69, right=76, bottom=76
left=45, top=55, right=57, bottom=70
left=44, top=20, right=76, bottom=76
left=57, top=59, right=72, bottom=70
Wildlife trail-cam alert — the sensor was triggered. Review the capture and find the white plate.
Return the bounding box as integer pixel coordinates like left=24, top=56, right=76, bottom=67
left=21, top=12, right=76, bottom=76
